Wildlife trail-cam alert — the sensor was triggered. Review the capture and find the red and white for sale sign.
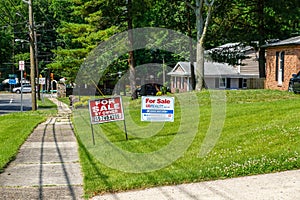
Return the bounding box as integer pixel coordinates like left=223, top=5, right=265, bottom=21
left=89, top=96, right=124, bottom=124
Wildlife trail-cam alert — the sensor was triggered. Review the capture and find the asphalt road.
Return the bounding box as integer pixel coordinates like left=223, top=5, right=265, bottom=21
left=0, top=93, right=32, bottom=115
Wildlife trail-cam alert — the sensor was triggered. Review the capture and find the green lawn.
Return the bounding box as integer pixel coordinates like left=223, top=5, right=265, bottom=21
left=72, top=90, right=300, bottom=198
left=0, top=98, right=57, bottom=171
left=1, top=90, right=299, bottom=199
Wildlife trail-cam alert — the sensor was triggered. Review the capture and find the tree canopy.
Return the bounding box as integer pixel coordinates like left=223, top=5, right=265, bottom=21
left=0, top=0, right=299, bottom=87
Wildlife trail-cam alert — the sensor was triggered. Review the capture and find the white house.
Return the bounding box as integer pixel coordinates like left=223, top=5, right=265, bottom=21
left=168, top=61, right=261, bottom=93
left=168, top=43, right=264, bottom=93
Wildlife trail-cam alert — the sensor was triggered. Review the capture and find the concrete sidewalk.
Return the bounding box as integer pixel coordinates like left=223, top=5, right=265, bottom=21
left=94, top=169, right=300, bottom=200
left=0, top=98, right=83, bottom=199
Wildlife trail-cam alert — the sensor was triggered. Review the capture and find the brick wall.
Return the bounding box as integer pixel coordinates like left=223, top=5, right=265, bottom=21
left=265, top=45, right=300, bottom=91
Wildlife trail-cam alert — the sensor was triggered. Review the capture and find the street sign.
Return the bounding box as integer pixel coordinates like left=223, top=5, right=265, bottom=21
left=9, top=79, right=17, bottom=85
left=19, top=60, right=25, bottom=71
left=88, top=96, right=128, bottom=143
left=89, top=96, right=124, bottom=124
left=141, top=96, right=174, bottom=122
left=8, top=74, right=16, bottom=78
left=39, top=78, right=45, bottom=85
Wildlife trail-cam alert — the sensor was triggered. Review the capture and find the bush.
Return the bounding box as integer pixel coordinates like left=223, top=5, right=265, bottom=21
left=73, top=96, right=90, bottom=108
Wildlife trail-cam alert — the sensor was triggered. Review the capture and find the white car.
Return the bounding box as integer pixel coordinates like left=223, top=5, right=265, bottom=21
left=12, top=85, right=32, bottom=93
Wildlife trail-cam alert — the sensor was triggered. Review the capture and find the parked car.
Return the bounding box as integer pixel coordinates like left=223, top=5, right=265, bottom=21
left=0, top=83, right=4, bottom=91
left=12, top=85, right=32, bottom=93
left=132, top=83, right=171, bottom=99
left=288, top=71, right=300, bottom=93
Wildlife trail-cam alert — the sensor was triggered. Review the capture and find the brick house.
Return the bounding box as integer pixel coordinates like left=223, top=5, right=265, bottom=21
left=263, top=36, right=300, bottom=91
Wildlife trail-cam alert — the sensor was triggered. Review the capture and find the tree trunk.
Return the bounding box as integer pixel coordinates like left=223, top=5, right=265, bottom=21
left=257, top=0, right=266, bottom=78
left=195, top=0, right=204, bottom=41
left=195, top=0, right=214, bottom=90
left=195, top=43, right=205, bottom=90
left=127, top=0, right=136, bottom=95
left=187, top=2, right=196, bottom=90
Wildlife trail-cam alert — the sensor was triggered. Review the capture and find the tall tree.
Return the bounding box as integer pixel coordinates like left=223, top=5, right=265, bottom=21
left=125, top=0, right=155, bottom=94
left=187, top=0, right=215, bottom=90
left=48, top=0, right=122, bottom=83
left=0, top=0, right=28, bottom=80
left=132, top=0, right=196, bottom=89
left=127, top=0, right=136, bottom=95
left=48, top=0, right=153, bottom=89
left=187, top=2, right=196, bottom=90
left=257, top=0, right=266, bottom=78
left=206, top=0, right=300, bottom=77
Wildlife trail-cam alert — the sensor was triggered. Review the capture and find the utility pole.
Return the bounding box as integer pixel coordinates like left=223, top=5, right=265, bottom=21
left=34, top=27, right=40, bottom=100
left=26, top=0, right=37, bottom=110
left=162, top=57, right=165, bottom=86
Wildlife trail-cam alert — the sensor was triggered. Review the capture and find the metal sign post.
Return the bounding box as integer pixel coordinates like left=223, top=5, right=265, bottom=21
left=39, top=77, right=45, bottom=103
left=88, top=96, right=127, bottom=144
left=19, top=61, right=25, bottom=112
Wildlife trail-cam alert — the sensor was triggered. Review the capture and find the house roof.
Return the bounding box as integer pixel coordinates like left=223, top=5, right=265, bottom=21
left=206, top=42, right=253, bottom=53
left=262, top=36, right=300, bottom=48
left=239, top=52, right=259, bottom=76
left=168, top=62, right=243, bottom=78
left=205, top=42, right=259, bottom=77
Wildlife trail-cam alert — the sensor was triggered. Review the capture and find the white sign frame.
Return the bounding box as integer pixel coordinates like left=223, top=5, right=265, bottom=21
left=19, top=60, right=25, bottom=71
left=141, top=96, right=174, bottom=122
left=89, top=96, right=124, bottom=124
left=39, top=78, right=46, bottom=85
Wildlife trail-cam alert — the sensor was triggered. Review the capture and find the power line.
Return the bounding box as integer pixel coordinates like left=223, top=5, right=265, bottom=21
left=0, top=21, right=28, bottom=29
left=0, top=0, right=27, bottom=28
left=1, top=2, right=15, bottom=22
left=7, top=0, right=27, bottom=19
left=35, top=0, right=68, bottom=48
left=35, top=1, right=56, bottom=29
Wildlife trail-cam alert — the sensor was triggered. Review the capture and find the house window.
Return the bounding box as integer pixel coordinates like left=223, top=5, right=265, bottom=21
left=243, top=79, right=247, bottom=88
left=172, top=77, right=174, bottom=88
left=187, top=77, right=191, bottom=91
left=219, top=78, right=226, bottom=88
left=173, top=77, right=176, bottom=88
left=275, top=51, right=285, bottom=86
left=239, top=78, right=247, bottom=88
left=180, top=77, right=184, bottom=89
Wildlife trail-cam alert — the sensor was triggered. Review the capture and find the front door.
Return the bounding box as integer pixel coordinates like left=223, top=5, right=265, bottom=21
left=277, top=51, right=285, bottom=86
left=278, top=64, right=283, bottom=86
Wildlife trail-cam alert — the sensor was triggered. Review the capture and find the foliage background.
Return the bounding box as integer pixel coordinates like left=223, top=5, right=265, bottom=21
left=0, top=0, right=299, bottom=84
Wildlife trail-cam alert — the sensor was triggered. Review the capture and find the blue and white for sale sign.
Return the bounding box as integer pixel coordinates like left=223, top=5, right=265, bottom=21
left=141, top=96, right=174, bottom=122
